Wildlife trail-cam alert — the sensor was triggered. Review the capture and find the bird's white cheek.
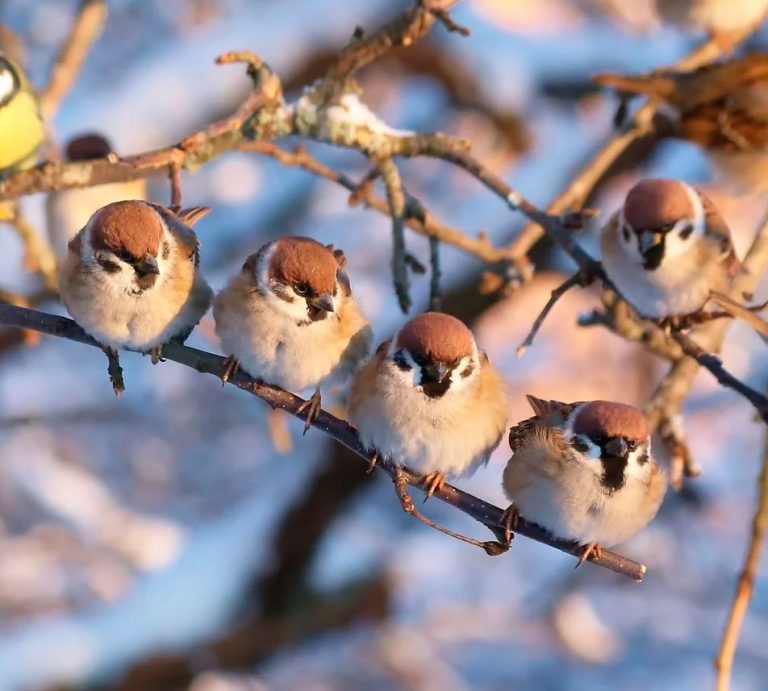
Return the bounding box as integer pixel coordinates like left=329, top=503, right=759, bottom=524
left=0, top=70, right=14, bottom=101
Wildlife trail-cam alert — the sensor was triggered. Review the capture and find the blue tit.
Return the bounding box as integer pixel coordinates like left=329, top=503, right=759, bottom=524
left=0, top=52, right=44, bottom=176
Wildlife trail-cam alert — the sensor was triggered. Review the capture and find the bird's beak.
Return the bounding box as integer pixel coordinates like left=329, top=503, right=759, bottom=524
left=639, top=230, right=664, bottom=254
left=309, top=293, right=335, bottom=313
left=426, top=362, right=450, bottom=383
left=134, top=254, right=160, bottom=276
left=604, top=437, right=628, bottom=458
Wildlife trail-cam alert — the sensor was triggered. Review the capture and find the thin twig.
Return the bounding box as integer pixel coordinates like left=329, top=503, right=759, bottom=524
left=671, top=331, right=768, bottom=423
left=246, top=142, right=511, bottom=263
left=39, top=0, right=107, bottom=123
left=5, top=202, right=58, bottom=291
left=391, top=467, right=507, bottom=555
left=517, top=265, right=599, bottom=356
left=715, top=431, right=768, bottom=691
left=0, top=303, right=647, bottom=580
left=377, top=157, right=411, bottom=313
left=428, top=235, right=442, bottom=311
left=710, top=291, right=768, bottom=339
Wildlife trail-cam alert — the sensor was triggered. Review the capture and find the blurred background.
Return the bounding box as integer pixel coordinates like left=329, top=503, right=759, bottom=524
left=1, top=0, right=768, bottom=689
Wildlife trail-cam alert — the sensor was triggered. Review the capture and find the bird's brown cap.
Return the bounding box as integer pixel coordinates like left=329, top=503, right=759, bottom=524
left=396, top=312, right=475, bottom=363
left=89, top=201, right=164, bottom=258
left=623, top=178, right=696, bottom=230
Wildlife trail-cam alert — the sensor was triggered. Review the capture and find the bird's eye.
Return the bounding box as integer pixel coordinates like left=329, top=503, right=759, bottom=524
left=660, top=222, right=675, bottom=233
left=117, top=250, right=133, bottom=262
left=626, top=439, right=637, bottom=451
left=294, top=282, right=309, bottom=296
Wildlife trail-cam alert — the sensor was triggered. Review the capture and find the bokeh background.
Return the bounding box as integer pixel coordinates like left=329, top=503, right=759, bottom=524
left=1, top=1, right=768, bottom=689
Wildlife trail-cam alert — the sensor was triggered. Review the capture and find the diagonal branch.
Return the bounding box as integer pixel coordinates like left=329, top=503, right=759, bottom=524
left=39, top=0, right=108, bottom=123
left=715, top=431, right=768, bottom=691
left=0, top=303, right=646, bottom=580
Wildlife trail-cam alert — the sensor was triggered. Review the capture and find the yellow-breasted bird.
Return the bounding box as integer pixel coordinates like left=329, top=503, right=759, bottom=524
left=0, top=52, right=44, bottom=177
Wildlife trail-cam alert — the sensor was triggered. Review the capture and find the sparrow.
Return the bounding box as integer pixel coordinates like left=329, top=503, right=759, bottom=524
left=0, top=52, right=43, bottom=177
left=59, top=200, right=213, bottom=391
left=213, top=236, right=372, bottom=431
left=653, top=0, right=768, bottom=46
left=600, top=178, right=739, bottom=320
left=347, top=311, right=509, bottom=497
left=46, top=133, right=147, bottom=259
left=502, top=395, right=667, bottom=563
left=594, top=53, right=768, bottom=193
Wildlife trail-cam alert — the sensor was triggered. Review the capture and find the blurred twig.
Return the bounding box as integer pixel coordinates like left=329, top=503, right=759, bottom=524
left=377, top=157, right=411, bottom=312
left=4, top=202, right=58, bottom=291
left=715, top=431, right=768, bottom=691
left=39, top=0, right=108, bottom=123
left=0, top=304, right=647, bottom=580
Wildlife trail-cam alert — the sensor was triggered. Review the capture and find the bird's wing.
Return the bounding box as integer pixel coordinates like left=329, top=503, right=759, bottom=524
left=149, top=203, right=204, bottom=266
left=696, top=189, right=741, bottom=276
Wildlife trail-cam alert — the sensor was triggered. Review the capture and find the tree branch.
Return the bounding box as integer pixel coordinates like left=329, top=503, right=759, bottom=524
left=39, top=0, right=108, bottom=123
left=0, top=303, right=646, bottom=581
left=714, top=431, right=768, bottom=691
left=506, top=26, right=762, bottom=271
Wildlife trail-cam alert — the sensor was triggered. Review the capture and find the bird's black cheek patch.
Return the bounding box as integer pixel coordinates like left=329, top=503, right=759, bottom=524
left=393, top=351, right=412, bottom=372
left=272, top=285, right=294, bottom=304
left=637, top=451, right=649, bottom=466
left=162, top=241, right=171, bottom=260
left=97, top=258, right=121, bottom=274
left=679, top=224, right=694, bottom=240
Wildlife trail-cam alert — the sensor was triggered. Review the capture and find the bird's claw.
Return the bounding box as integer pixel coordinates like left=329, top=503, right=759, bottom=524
left=420, top=471, right=446, bottom=502
left=499, top=504, right=520, bottom=546
left=102, top=346, right=125, bottom=397
left=149, top=346, right=166, bottom=365
left=367, top=450, right=379, bottom=474
left=220, top=355, right=240, bottom=386
left=296, top=387, right=322, bottom=434
left=575, top=542, right=603, bottom=568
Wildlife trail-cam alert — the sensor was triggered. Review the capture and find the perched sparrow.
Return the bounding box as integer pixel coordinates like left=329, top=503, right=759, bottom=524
left=600, top=178, right=739, bottom=319
left=595, top=53, right=768, bottom=193
left=502, top=395, right=667, bottom=563
left=46, top=133, right=147, bottom=259
left=59, top=200, right=212, bottom=390
left=653, top=0, right=768, bottom=45
left=347, top=312, right=509, bottom=496
left=213, top=236, right=371, bottom=430
left=0, top=52, right=43, bottom=176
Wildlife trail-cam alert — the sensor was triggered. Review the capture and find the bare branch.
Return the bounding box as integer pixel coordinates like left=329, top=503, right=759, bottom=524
left=39, top=0, right=107, bottom=123
left=376, top=157, right=411, bottom=312
left=715, top=432, right=768, bottom=691
left=0, top=303, right=647, bottom=580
